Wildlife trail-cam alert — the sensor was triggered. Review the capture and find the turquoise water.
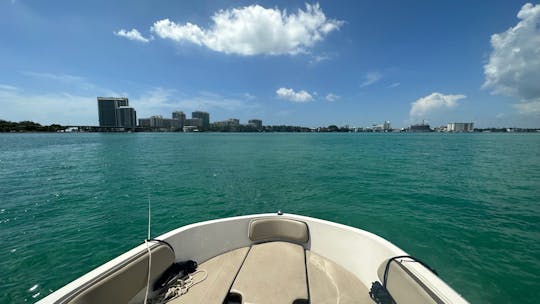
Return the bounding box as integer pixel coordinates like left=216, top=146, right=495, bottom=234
left=1, top=133, right=539, bottom=303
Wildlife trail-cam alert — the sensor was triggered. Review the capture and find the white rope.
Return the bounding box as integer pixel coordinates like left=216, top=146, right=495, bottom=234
left=143, top=240, right=152, bottom=304
left=150, top=270, right=208, bottom=304
left=142, top=196, right=207, bottom=304
left=147, top=196, right=151, bottom=240
left=143, top=197, right=152, bottom=304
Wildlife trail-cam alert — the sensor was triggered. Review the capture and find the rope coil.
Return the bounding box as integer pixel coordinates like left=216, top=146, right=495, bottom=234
left=150, top=270, right=208, bottom=304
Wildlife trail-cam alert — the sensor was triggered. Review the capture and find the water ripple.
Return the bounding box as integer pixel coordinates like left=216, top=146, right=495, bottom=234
left=0, top=133, right=539, bottom=303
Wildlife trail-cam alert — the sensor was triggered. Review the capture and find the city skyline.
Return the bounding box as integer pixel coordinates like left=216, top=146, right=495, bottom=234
left=1, top=1, right=539, bottom=128
left=95, top=96, right=483, bottom=133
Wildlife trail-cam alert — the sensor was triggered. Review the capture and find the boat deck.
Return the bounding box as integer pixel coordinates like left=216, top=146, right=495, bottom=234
left=40, top=215, right=467, bottom=304
left=166, top=241, right=372, bottom=304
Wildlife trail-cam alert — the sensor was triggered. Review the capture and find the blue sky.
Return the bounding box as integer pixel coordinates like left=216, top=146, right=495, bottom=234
left=1, top=0, right=539, bottom=128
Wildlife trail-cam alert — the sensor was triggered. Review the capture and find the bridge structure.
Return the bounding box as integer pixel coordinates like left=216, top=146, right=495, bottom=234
left=63, top=125, right=139, bottom=132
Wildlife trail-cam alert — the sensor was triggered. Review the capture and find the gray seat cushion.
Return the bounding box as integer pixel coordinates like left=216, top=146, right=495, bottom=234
left=230, top=241, right=308, bottom=304
left=168, top=247, right=249, bottom=304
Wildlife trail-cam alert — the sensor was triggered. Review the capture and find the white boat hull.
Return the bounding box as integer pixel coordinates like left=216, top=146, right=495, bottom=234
left=38, top=213, right=467, bottom=303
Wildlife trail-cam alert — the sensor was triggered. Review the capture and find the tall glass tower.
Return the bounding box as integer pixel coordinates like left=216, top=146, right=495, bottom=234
left=192, top=111, right=210, bottom=130
left=97, top=97, right=135, bottom=128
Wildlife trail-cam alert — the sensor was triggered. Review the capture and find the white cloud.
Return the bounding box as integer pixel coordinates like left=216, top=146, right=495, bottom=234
left=114, top=28, right=150, bottom=43
left=21, top=71, right=118, bottom=94
left=309, top=54, right=331, bottom=64
left=483, top=3, right=540, bottom=114
left=22, top=71, right=86, bottom=83
left=0, top=72, right=126, bottom=125
left=0, top=84, right=19, bottom=91
left=177, top=96, right=248, bottom=112
left=514, top=100, right=540, bottom=115
left=243, top=93, right=256, bottom=100
left=276, top=87, right=313, bottom=103
left=130, top=87, right=175, bottom=113
left=360, top=72, right=382, bottom=87
left=131, top=88, right=260, bottom=119
left=387, top=82, right=400, bottom=89
left=325, top=93, right=340, bottom=102
left=410, top=92, right=465, bottom=119
left=0, top=87, right=97, bottom=125
left=0, top=84, right=259, bottom=125
left=150, top=3, right=343, bottom=55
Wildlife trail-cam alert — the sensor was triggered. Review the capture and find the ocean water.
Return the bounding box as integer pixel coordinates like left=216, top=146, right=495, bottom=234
left=0, top=133, right=539, bottom=303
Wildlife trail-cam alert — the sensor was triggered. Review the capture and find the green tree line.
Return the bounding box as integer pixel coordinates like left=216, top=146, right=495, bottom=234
left=0, top=120, right=66, bottom=132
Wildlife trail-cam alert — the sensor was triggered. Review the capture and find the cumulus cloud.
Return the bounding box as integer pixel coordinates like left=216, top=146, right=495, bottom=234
left=114, top=28, right=150, bottom=43
left=325, top=93, right=340, bottom=102
left=150, top=3, right=343, bottom=55
left=410, top=93, right=465, bottom=119
left=360, top=72, right=382, bottom=87
left=483, top=3, right=540, bottom=114
left=276, top=87, right=313, bottom=102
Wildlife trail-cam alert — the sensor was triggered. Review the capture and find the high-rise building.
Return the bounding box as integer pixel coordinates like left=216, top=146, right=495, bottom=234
left=97, top=97, right=130, bottom=127
left=447, top=122, right=474, bottom=132
left=172, top=111, right=186, bottom=128
left=248, top=119, right=263, bottom=128
left=383, top=121, right=391, bottom=131
left=116, top=106, right=137, bottom=128
left=192, top=111, right=210, bottom=129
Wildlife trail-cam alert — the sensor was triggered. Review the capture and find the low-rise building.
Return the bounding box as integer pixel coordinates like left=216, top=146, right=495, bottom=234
left=149, top=115, right=164, bottom=128
left=138, top=118, right=151, bottom=127
left=212, top=118, right=240, bottom=128
left=139, top=112, right=184, bottom=130
left=408, top=123, right=432, bottom=132
left=228, top=118, right=240, bottom=126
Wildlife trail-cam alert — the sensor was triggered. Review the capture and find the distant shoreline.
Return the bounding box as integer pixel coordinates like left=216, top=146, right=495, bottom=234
left=2, top=119, right=539, bottom=133
left=2, top=130, right=540, bottom=134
